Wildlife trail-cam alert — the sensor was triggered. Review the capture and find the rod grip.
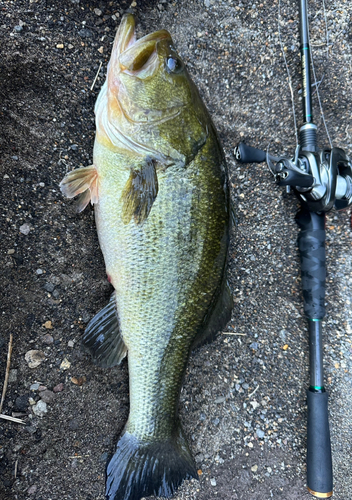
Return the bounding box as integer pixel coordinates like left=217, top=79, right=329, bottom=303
left=307, top=390, right=333, bottom=497
left=296, top=210, right=326, bottom=319
left=234, top=142, right=266, bottom=163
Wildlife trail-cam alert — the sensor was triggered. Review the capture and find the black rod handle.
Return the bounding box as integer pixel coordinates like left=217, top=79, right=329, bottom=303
left=234, top=142, right=267, bottom=164
left=296, top=210, right=326, bottom=320
left=307, top=390, right=333, bottom=497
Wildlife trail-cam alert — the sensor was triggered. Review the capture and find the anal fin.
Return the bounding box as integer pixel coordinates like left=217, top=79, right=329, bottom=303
left=82, top=292, right=127, bottom=368
left=60, top=165, right=99, bottom=212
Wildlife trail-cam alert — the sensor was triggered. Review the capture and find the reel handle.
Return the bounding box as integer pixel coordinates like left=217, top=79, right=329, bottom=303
left=234, top=142, right=267, bottom=163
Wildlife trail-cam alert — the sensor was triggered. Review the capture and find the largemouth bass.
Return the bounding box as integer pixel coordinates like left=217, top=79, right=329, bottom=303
left=60, top=14, right=232, bottom=500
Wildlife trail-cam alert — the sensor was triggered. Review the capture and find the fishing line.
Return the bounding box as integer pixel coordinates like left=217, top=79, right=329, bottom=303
left=307, top=0, right=333, bottom=148
left=278, top=0, right=333, bottom=149
left=278, top=0, right=299, bottom=147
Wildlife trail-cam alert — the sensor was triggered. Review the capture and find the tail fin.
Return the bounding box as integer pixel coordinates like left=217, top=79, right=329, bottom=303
left=106, top=425, right=198, bottom=500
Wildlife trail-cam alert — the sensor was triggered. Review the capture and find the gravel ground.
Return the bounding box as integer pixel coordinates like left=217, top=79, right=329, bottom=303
left=1, top=1, right=352, bottom=499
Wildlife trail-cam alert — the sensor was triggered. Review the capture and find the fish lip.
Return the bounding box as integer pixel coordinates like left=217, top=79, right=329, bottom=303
left=114, top=14, right=171, bottom=61
left=113, top=13, right=137, bottom=57
left=124, top=28, right=171, bottom=51
left=118, top=30, right=172, bottom=73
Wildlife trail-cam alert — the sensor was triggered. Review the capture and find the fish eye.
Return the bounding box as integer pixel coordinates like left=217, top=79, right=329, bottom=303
left=166, top=56, right=183, bottom=73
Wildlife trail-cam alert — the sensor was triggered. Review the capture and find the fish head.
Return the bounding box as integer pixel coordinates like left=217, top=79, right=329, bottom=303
left=97, top=14, right=209, bottom=165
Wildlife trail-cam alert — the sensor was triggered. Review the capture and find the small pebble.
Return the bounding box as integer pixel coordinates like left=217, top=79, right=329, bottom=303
left=78, top=28, right=92, bottom=38
left=14, top=25, right=23, bottom=32
left=25, top=350, right=45, bottom=368
left=40, top=390, right=55, bottom=403
left=30, top=383, right=40, bottom=391
left=60, top=358, right=71, bottom=370
left=53, top=382, right=64, bottom=393
left=7, top=249, right=15, bottom=255
left=210, top=478, right=217, bottom=486
left=250, top=400, right=260, bottom=410
left=27, top=485, right=37, bottom=495
left=43, top=320, right=53, bottom=329
left=99, top=451, right=109, bottom=463
left=32, top=400, right=47, bottom=417
left=42, top=333, right=54, bottom=345
left=94, top=8, right=102, bottom=15
left=36, top=269, right=43, bottom=275
left=71, top=376, right=86, bottom=386
left=8, top=369, right=18, bottom=383
left=43, top=283, right=55, bottom=293
left=251, top=465, right=258, bottom=472
left=43, top=447, right=57, bottom=460
left=15, top=395, right=30, bottom=412
left=24, top=424, right=37, bottom=434
left=215, top=396, right=225, bottom=404
left=256, top=429, right=265, bottom=439
left=68, top=340, right=74, bottom=348
left=98, top=46, right=104, bottom=54
left=19, top=223, right=31, bottom=235
left=68, top=418, right=80, bottom=430
left=56, top=43, right=64, bottom=49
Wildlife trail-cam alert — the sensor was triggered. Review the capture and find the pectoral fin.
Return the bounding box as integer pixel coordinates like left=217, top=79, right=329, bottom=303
left=60, top=165, right=99, bottom=212
left=120, top=159, right=158, bottom=224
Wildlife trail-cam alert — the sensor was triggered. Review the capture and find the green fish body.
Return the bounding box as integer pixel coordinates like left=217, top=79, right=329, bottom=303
left=60, top=14, right=232, bottom=500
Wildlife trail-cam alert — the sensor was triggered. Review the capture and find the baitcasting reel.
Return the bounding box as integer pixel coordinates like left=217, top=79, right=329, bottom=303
left=234, top=126, right=352, bottom=214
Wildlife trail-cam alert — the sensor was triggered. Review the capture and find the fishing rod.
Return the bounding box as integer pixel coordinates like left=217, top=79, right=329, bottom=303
left=234, top=0, right=352, bottom=497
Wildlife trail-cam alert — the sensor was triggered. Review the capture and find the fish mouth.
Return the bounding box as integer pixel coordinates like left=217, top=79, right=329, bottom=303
left=107, top=14, right=183, bottom=124
left=110, top=14, right=171, bottom=75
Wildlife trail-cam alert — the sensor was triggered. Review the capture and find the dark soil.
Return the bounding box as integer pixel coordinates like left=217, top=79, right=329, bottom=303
left=1, top=1, right=352, bottom=500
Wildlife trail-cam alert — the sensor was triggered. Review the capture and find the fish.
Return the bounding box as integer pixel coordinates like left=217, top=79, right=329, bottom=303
left=60, top=13, right=232, bottom=500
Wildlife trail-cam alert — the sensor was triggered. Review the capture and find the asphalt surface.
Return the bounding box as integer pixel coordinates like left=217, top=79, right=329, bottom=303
left=1, top=1, right=351, bottom=499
